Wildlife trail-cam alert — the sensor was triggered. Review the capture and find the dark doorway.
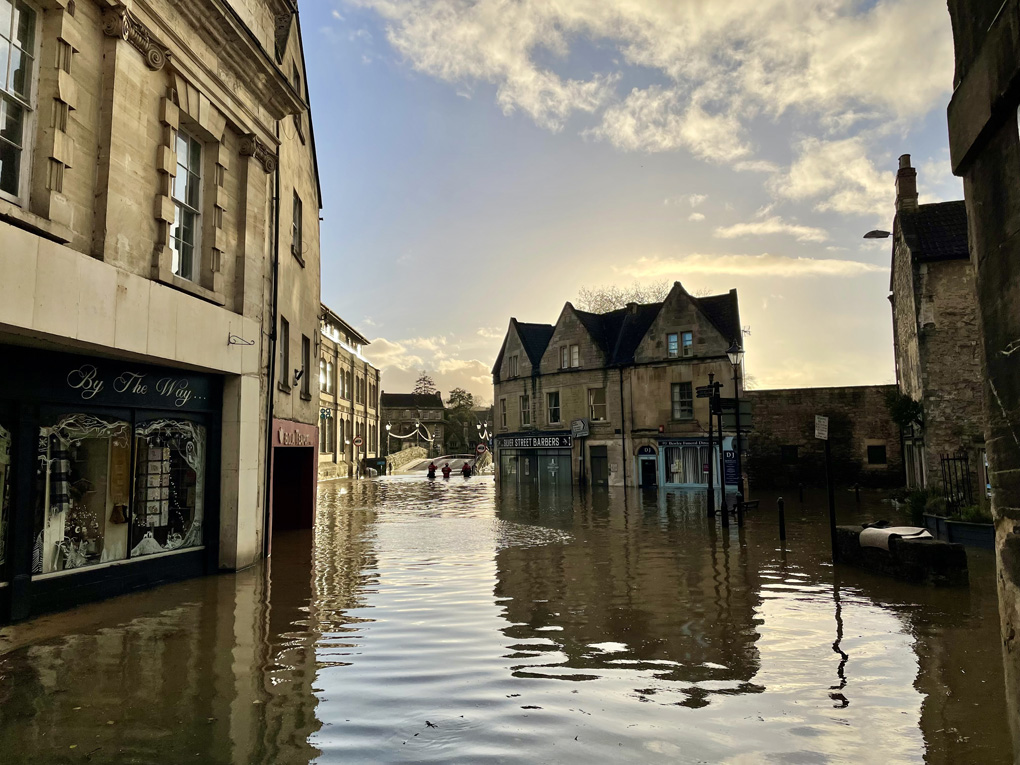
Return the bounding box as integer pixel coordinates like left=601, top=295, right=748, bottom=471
left=640, top=458, right=657, bottom=488
left=272, top=447, right=315, bottom=533
left=590, top=446, right=609, bottom=486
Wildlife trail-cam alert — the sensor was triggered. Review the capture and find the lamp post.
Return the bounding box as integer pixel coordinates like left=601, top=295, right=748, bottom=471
left=727, top=340, right=746, bottom=527
left=384, top=423, right=392, bottom=474
left=344, top=438, right=352, bottom=479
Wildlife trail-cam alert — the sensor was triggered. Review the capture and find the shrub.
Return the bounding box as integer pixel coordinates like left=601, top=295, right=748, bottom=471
left=954, top=504, right=993, bottom=524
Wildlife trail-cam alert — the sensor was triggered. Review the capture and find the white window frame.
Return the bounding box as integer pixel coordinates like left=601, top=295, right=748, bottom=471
left=570, top=345, right=580, bottom=368
left=500, top=398, right=507, bottom=428
left=560, top=346, right=569, bottom=369
left=589, top=388, right=606, bottom=421
left=682, top=331, right=694, bottom=357
left=319, top=358, right=327, bottom=393
left=671, top=382, right=693, bottom=420
left=520, top=395, right=530, bottom=426
left=171, top=128, right=203, bottom=282
left=508, top=354, right=519, bottom=378
left=326, top=361, right=334, bottom=394
left=547, top=391, right=560, bottom=424
left=667, top=333, right=679, bottom=359
left=0, top=0, right=40, bottom=206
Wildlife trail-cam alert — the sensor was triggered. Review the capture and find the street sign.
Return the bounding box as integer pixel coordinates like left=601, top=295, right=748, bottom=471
left=696, top=389, right=713, bottom=399
left=695, top=385, right=714, bottom=394
left=354, top=436, right=364, bottom=447
left=476, top=443, right=487, bottom=454
left=717, top=398, right=753, bottom=414
left=571, top=419, right=590, bottom=438
left=815, top=415, right=829, bottom=441
left=721, top=414, right=753, bottom=432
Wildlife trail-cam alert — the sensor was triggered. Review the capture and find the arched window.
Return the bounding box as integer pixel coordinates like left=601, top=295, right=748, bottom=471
left=326, top=362, right=334, bottom=394
left=319, top=358, right=327, bottom=392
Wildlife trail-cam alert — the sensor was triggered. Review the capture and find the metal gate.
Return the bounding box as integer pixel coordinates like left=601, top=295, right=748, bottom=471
left=940, top=451, right=972, bottom=513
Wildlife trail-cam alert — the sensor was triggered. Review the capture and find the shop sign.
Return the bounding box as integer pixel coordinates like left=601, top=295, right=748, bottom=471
left=723, top=450, right=739, bottom=484
left=497, top=434, right=572, bottom=449
left=658, top=438, right=711, bottom=448
left=278, top=427, right=314, bottom=447
left=637, top=445, right=657, bottom=456
left=2, top=345, right=218, bottom=412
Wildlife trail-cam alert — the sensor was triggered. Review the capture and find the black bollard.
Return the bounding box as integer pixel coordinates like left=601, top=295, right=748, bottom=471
left=778, top=496, right=786, bottom=541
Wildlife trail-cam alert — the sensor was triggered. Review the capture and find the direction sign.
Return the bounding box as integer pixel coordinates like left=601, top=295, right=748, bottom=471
left=695, top=385, right=715, bottom=395
left=476, top=443, right=487, bottom=454
left=353, top=436, right=364, bottom=447
left=571, top=419, right=590, bottom=438
left=696, top=389, right=714, bottom=398
left=815, top=415, right=829, bottom=441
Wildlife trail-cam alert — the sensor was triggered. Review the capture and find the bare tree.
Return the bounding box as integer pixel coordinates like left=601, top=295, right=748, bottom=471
left=575, top=280, right=673, bottom=313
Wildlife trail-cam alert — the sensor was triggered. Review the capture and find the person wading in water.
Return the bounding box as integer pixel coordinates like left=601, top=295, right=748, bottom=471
left=427, top=462, right=437, bottom=479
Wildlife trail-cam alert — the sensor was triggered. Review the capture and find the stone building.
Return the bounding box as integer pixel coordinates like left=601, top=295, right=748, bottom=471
left=0, top=0, right=321, bottom=621
left=946, top=0, right=1020, bottom=748
left=317, top=304, right=381, bottom=480
left=887, top=156, right=986, bottom=502
left=380, top=392, right=447, bottom=458
left=745, top=385, right=903, bottom=489
left=491, top=282, right=743, bottom=489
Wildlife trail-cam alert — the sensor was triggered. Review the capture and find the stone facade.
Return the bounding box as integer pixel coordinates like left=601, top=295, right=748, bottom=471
left=380, top=393, right=447, bottom=458
left=493, top=283, right=743, bottom=489
left=317, top=305, right=381, bottom=479
left=946, top=0, right=1020, bottom=748
left=888, top=157, right=985, bottom=502
left=0, top=0, right=321, bottom=619
left=745, top=386, right=903, bottom=489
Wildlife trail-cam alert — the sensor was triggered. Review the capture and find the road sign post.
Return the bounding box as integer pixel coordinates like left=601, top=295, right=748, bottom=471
left=706, top=375, right=716, bottom=518
left=815, top=415, right=837, bottom=563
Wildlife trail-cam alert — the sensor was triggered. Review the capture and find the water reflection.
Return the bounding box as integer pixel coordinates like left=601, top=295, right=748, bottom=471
left=0, top=479, right=1011, bottom=764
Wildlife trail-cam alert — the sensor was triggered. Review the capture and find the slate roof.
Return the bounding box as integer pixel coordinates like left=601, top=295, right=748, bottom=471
left=380, top=392, right=444, bottom=409
left=515, top=322, right=556, bottom=366
left=697, top=291, right=743, bottom=347
left=900, top=201, right=969, bottom=262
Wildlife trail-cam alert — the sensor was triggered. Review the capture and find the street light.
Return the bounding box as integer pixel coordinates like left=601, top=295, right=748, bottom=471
left=863, top=230, right=891, bottom=239
left=727, top=340, right=745, bottom=526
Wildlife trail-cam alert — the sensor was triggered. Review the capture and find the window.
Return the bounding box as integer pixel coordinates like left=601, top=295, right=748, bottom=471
left=667, top=333, right=679, bottom=358
left=671, top=382, right=693, bottom=420
left=500, top=398, right=507, bottom=428
left=547, top=391, right=560, bottom=424
left=301, top=335, right=311, bottom=397
left=319, top=359, right=327, bottom=393
left=520, top=395, right=530, bottom=426
left=508, top=354, right=519, bottom=378
left=0, top=1, right=36, bottom=202
left=326, top=362, right=334, bottom=394
left=291, top=192, right=303, bottom=261
left=589, top=388, right=607, bottom=421
left=278, top=317, right=290, bottom=391
left=867, top=444, right=888, bottom=465
left=780, top=445, right=799, bottom=465
left=560, top=346, right=569, bottom=369
left=319, top=414, right=329, bottom=453
left=682, top=331, right=693, bottom=357
left=171, top=130, right=203, bottom=281
left=570, top=345, right=580, bottom=368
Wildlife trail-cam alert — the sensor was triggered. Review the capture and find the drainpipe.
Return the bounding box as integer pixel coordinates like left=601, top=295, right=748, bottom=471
left=262, top=121, right=282, bottom=558
left=619, top=367, right=628, bottom=487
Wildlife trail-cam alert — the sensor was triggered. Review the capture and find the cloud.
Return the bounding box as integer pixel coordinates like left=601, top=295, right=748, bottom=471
left=689, top=212, right=705, bottom=222
left=617, top=253, right=886, bottom=279
left=367, top=337, right=424, bottom=371
left=714, top=215, right=828, bottom=243
left=476, top=326, right=503, bottom=339
left=664, top=193, right=707, bottom=208
left=734, top=160, right=780, bottom=173
left=771, top=136, right=893, bottom=218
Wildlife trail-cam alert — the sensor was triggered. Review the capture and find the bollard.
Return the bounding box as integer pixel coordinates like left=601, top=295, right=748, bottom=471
left=778, top=497, right=786, bottom=541
left=798, top=483, right=804, bottom=503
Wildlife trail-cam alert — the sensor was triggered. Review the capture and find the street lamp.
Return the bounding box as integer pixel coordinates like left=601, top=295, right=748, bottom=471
left=344, top=438, right=352, bottom=479
left=727, top=340, right=745, bottom=526
left=863, top=230, right=891, bottom=239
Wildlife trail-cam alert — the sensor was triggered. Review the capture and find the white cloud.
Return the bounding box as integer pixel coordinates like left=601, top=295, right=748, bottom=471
left=714, top=215, right=828, bottom=243
left=476, top=326, right=503, bottom=339
left=617, top=253, right=886, bottom=280
left=689, top=212, right=705, bottom=222
left=688, top=194, right=707, bottom=208
left=734, top=160, right=780, bottom=174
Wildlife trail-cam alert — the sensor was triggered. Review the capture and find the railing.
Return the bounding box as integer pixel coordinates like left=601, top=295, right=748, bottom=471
left=940, top=451, right=973, bottom=513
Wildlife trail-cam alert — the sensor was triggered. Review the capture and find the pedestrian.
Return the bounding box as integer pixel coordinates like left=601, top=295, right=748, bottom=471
left=461, top=462, right=472, bottom=478
left=427, top=462, right=437, bottom=480
left=441, top=463, right=452, bottom=479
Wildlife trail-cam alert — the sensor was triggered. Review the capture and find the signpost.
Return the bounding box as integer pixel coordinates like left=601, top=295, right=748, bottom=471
left=816, top=415, right=837, bottom=562
left=476, top=443, right=486, bottom=455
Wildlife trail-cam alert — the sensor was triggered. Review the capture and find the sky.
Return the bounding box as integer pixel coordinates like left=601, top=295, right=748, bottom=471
left=304, top=0, right=963, bottom=405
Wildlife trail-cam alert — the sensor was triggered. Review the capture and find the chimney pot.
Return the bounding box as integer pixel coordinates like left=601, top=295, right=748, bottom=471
left=899, top=154, right=911, bottom=170
left=895, top=154, right=918, bottom=214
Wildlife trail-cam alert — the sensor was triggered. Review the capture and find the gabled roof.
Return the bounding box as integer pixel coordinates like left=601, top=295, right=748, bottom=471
left=491, top=319, right=554, bottom=375
left=697, top=290, right=742, bottom=347
left=380, top=392, right=444, bottom=409
left=899, top=201, right=969, bottom=262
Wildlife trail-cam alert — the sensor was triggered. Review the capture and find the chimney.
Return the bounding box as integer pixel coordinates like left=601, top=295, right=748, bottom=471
left=626, top=302, right=639, bottom=314
left=895, top=154, right=918, bottom=214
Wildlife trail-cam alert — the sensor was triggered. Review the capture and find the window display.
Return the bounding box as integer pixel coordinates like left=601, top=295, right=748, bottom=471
left=131, top=419, right=205, bottom=557
left=34, top=414, right=132, bottom=574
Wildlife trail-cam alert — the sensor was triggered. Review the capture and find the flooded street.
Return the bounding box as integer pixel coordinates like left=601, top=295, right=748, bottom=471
left=0, top=478, right=1011, bottom=764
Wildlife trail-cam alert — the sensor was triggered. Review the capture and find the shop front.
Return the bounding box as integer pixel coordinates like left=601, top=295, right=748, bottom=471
left=496, top=432, right=573, bottom=490
left=0, top=344, right=222, bottom=621
left=658, top=437, right=737, bottom=490
left=270, top=420, right=318, bottom=536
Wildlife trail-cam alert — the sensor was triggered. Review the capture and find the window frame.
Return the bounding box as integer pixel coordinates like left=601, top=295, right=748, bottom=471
left=291, top=191, right=304, bottom=265
left=560, top=346, right=569, bottom=369
left=520, top=394, right=530, bottom=427
left=547, top=390, right=561, bottom=424
left=319, top=358, right=327, bottom=393
left=500, top=398, right=507, bottom=429
left=170, top=128, right=204, bottom=282
left=867, top=444, right=888, bottom=466
left=671, top=382, right=693, bottom=420
left=508, top=354, right=519, bottom=378
left=667, top=333, right=679, bottom=359
left=681, top=331, right=694, bottom=357
left=570, top=345, right=580, bottom=368
left=588, top=387, right=607, bottom=421
left=278, top=317, right=290, bottom=392
left=0, top=0, right=40, bottom=206
left=300, top=335, right=311, bottom=397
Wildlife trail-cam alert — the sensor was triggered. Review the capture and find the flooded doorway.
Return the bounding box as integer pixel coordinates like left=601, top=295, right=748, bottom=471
left=272, top=446, right=315, bottom=533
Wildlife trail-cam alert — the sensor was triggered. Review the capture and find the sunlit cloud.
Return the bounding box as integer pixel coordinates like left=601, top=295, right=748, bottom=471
left=714, top=215, right=828, bottom=243
left=617, top=253, right=885, bottom=280
left=689, top=212, right=706, bottom=222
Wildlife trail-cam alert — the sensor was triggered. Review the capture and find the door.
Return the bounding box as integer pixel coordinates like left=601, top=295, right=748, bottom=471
left=590, top=446, right=609, bottom=486
left=640, top=457, right=657, bottom=488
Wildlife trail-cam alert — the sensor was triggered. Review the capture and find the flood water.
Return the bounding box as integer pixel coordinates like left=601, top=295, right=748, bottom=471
left=0, top=478, right=1012, bottom=764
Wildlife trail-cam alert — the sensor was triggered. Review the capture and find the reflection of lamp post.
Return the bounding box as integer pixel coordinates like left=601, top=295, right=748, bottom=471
left=345, top=438, right=352, bottom=479
left=727, top=340, right=746, bottom=526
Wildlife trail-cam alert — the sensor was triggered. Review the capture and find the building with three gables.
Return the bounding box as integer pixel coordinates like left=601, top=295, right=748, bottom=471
left=491, top=283, right=744, bottom=490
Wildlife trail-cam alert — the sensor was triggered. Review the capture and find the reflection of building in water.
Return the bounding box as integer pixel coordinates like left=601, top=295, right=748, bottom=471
left=493, top=489, right=762, bottom=707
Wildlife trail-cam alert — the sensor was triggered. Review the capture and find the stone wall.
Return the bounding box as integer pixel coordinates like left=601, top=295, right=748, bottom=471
left=745, top=385, right=903, bottom=489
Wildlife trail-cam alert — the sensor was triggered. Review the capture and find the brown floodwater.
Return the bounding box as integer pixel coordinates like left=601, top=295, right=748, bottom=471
left=0, top=478, right=1012, bottom=764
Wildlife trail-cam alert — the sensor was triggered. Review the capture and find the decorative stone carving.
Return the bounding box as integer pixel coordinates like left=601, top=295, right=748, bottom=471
left=103, top=7, right=169, bottom=71
left=239, top=134, right=278, bottom=174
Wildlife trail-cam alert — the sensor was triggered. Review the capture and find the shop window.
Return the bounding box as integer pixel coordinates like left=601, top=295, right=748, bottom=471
left=589, top=388, right=607, bottom=421
left=671, top=382, right=693, bottom=420
left=867, top=444, right=887, bottom=466
left=0, top=0, right=37, bottom=204
left=0, top=420, right=11, bottom=575
left=780, top=445, right=799, bottom=465
left=547, top=391, right=560, bottom=424
left=131, top=419, right=206, bottom=558
left=664, top=444, right=710, bottom=485
left=171, top=130, right=203, bottom=281
left=34, top=414, right=132, bottom=574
